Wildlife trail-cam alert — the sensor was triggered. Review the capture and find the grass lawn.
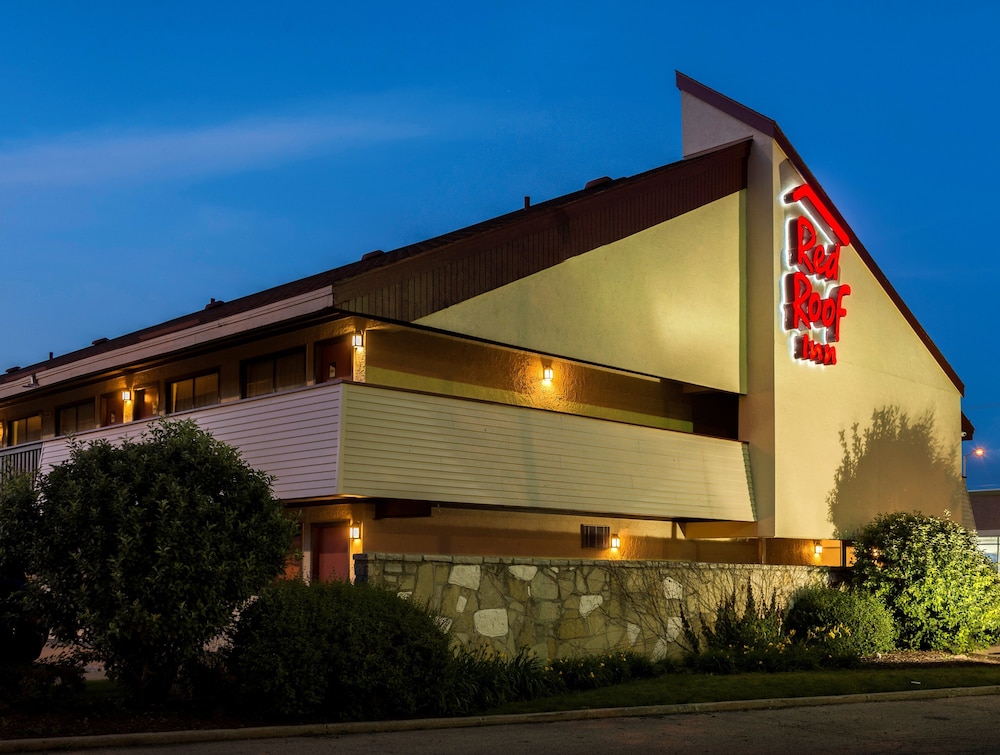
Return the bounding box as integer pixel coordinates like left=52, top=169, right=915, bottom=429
left=489, top=664, right=1000, bottom=715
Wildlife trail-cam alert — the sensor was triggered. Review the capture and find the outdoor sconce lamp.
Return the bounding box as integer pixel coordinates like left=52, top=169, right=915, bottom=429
left=610, top=534, right=621, bottom=550
left=814, top=543, right=823, bottom=556
left=349, top=524, right=361, bottom=540
left=352, top=332, right=364, bottom=349
left=542, top=367, right=554, bottom=381
left=121, top=390, right=131, bottom=401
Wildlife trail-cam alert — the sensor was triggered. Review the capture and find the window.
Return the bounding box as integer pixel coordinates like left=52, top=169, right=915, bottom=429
left=6, top=415, right=41, bottom=446
left=243, top=349, right=306, bottom=398
left=57, top=400, right=96, bottom=435
left=580, top=524, right=610, bottom=549
left=168, top=372, right=220, bottom=413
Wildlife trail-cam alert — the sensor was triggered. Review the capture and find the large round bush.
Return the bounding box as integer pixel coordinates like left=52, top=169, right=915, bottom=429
left=852, top=511, right=1000, bottom=652
left=784, top=586, right=895, bottom=656
left=229, top=579, right=453, bottom=721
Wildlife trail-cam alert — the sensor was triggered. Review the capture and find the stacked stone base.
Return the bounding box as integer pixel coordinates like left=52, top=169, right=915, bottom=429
left=354, top=554, right=827, bottom=660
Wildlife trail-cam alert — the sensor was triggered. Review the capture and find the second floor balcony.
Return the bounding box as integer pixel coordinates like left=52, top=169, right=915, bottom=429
left=4, top=381, right=755, bottom=523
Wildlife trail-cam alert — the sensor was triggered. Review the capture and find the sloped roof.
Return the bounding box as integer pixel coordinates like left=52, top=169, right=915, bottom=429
left=2, top=138, right=750, bottom=387
left=676, top=72, right=964, bottom=395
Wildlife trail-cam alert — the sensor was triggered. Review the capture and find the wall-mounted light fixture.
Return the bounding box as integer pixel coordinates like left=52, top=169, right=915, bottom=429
left=352, top=332, right=364, bottom=349
left=121, top=390, right=132, bottom=402
left=814, top=543, right=823, bottom=556
left=610, top=534, right=621, bottom=550
left=349, top=524, right=361, bottom=540
left=542, top=367, right=554, bottom=381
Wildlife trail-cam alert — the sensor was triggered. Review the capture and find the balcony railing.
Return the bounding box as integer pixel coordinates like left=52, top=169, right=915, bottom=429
left=0, top=442, right=42, bottom=481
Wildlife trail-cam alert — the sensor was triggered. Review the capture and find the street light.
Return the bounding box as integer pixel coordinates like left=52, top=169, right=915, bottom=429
left=963, top=446, right=986, bottom=478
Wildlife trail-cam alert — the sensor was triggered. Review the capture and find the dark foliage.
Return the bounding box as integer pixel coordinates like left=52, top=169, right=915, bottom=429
left=229, top=579, right=454, bottom=721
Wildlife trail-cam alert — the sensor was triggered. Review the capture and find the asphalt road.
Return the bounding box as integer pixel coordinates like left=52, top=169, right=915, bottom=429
left=47, top=692, right=1000, bottom=755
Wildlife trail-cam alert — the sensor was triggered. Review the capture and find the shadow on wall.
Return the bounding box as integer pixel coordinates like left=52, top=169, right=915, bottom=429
left=827, top=406, right=966, bottom=538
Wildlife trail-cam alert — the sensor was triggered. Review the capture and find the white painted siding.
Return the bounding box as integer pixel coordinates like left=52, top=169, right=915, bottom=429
left=340, top=383, right=754, bottom=521
left=38, top=383, right=343, bottom=501
left=34, top=381, right=753, bottom=521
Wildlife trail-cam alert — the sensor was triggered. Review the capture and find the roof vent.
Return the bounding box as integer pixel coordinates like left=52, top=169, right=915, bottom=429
left=585, top=176, right=613, bottom=189
left=5, top=366, right=21, bottom=374
left=362, top=250, right=385, bottom=261
left=91, top=337, right=109, bottom=346
left=205, top=298, right=225, bottom=310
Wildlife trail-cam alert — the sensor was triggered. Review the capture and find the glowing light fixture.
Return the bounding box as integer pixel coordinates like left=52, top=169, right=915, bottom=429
left=964, top=446, right=986, bottom=477
left=121, top=390, right=131, bottom=401
left=542, top=367, right=554, bottom=381
left=610, top=534, right=621, bottom=550
left=814, top=543, right=823, bottom=556
left=352, top=332, right=364, bottom=349
left=349, top=524, right=361, bottom=540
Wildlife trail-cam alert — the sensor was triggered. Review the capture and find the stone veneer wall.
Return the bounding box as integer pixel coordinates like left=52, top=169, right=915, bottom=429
left=354, top=553, right=828, bottom=660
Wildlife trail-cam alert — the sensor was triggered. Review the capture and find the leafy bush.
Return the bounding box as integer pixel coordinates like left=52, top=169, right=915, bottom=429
left=27, top=420, right=296, bottom=704
left=229, top=579, right=454, bottom=721
left=785, top=586, right=895, bottom=656
left=852, top=511, right=1000, bottom=652
left=683, top=583, right=783, bottom=654
left=680, top=582, right=869, bottom=673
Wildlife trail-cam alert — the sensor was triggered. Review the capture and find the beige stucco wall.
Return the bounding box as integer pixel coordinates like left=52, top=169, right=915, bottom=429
left=416, top=194, right=746, bottom=395
left=681, top=89, right=964, bottom=540
left=769, top=156, right=963, bottom=538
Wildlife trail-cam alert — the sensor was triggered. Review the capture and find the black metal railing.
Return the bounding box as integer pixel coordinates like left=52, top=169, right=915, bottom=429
left=0, top=442, right=42, bottom=482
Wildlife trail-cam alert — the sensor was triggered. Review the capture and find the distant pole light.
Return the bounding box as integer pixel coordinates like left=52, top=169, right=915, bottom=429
left=964, top=446, right=986, bottom=477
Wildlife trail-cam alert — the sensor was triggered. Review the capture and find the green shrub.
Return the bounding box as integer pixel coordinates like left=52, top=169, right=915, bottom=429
left=785, top=586, right=895, bottom=656
left=852, top=511, right=1000, bottom=652
left=229, top=579, right=454, bottom=721
left=682, top=583, right=783, bottom=656
left=680, top=582, right=866, bottom=673
left=26, top=420, right=295, bottom=705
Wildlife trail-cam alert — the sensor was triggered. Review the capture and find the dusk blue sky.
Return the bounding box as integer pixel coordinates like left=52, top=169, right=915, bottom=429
left=3, top=4, right=999, bottom=487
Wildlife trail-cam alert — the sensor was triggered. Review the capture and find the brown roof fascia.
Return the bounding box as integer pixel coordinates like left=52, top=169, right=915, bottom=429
left=331, top=140, right=750, bottom=317
left=676, top=72, right=965, bottom=395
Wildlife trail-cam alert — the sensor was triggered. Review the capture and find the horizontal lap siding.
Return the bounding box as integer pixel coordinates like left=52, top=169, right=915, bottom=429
left=38, top=384, right=343, bottom=501
left=340, top=384, right=753, bottom=521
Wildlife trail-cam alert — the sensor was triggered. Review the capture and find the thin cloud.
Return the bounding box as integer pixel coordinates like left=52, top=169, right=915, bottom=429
left=0, top=112, right=430, bottom=189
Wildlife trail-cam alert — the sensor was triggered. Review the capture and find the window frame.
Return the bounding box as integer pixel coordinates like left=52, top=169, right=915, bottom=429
left=241, top=347, right=306, bottom=399
left=166, top=370, right=221, bottom=414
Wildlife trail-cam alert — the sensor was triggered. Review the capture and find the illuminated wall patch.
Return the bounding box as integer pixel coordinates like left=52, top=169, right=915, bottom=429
left=781, top=184, right=851, bottom=366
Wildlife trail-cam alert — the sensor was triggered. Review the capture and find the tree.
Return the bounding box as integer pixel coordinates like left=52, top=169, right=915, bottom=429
left=30, top=419, right=296, bottom=703
left=852, top=511, right=1000, bottom=652
left=0, top=472, right=47, bottom=665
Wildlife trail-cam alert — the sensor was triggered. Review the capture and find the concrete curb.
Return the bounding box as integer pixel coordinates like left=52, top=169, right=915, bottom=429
left=4, top=685, right=1000, bottom=753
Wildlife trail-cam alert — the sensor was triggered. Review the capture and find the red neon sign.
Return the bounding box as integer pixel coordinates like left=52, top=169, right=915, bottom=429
left=782, top=185, right=851, bottom=366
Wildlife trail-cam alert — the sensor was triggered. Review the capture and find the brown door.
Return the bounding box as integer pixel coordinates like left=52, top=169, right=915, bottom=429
left=311, top=523, right=350, bottom=582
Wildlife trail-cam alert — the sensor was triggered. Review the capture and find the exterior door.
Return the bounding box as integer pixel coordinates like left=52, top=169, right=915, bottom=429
left=311, top=523, right=350, bottom=582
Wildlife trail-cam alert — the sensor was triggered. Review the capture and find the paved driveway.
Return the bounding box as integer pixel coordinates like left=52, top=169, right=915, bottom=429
left=46, top=691, right=1000, bottom=755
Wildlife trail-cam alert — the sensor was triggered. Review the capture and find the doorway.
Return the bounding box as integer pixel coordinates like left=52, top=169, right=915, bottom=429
left=310, top=523, right=350, bottom=582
